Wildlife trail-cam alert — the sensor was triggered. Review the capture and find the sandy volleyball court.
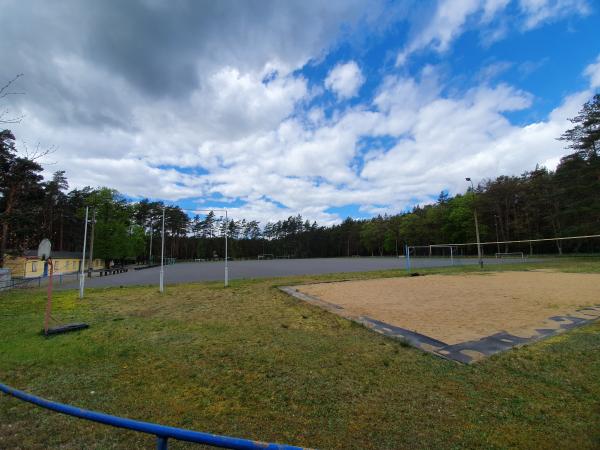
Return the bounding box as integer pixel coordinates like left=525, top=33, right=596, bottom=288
left=292, top=271, right=600, bottom=345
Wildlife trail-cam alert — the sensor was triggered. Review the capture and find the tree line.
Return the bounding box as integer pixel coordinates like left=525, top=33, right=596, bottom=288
left=1, top=94, right=599, bottom=268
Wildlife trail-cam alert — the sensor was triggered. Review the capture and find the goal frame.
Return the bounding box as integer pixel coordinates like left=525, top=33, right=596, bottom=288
left=495, top=252, right=525, bottom=260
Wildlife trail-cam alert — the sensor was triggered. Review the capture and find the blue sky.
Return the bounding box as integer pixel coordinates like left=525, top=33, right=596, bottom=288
left=3, top=0, right=600, bottom=225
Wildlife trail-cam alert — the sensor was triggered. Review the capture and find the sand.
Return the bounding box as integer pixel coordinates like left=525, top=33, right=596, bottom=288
left=293, top=272, right=600, bottom=345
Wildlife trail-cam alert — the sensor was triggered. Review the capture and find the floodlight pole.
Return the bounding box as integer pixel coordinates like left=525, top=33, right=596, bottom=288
left=466, top=178, right=483, bottom=269
left=87, top=208, right=96, bottom=278
left=79, top=207, right=89, bottom=299
left=194, top=208, right=229, bottom=287
left=149, top=219, right=153, bottom=265
left=224, top=209, right=229, bottom=287
left=160, top=207, right=165, bottom=293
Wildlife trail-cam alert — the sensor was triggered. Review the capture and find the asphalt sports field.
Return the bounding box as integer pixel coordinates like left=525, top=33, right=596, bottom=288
left=64, top=256, right=531, bottom=289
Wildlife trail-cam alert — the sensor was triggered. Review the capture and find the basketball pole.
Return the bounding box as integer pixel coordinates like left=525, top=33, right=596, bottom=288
left=44, top=258, right=54, bottom=335
left=79, top=207, right=89, bottom=299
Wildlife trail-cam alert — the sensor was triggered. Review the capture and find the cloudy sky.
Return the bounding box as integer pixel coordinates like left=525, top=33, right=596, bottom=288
left=2, top=0, right=599, bottom=224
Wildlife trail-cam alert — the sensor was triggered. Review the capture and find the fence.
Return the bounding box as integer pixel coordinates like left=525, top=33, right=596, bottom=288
left=0, top=382, right=311, bottom=450
left=0, top=272, right=80, bottom=292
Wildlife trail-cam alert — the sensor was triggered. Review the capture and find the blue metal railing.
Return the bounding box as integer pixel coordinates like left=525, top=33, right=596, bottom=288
left=0, top=382, right=313, bottom=450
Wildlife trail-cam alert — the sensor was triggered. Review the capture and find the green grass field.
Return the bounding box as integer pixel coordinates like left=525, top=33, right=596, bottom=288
left=1, top=258, right=600, bottom=449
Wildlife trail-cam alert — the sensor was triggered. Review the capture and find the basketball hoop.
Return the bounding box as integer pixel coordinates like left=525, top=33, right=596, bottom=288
left=38, top=239, right=88, bottom=336
left=38, top=238, right=51, bottom=261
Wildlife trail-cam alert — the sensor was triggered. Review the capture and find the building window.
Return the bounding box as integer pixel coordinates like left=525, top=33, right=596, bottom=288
left=32, top=262, right=38, bottom=272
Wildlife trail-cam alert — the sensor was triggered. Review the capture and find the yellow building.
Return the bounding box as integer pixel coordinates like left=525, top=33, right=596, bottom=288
left=3, top=251, right=104, bottom=278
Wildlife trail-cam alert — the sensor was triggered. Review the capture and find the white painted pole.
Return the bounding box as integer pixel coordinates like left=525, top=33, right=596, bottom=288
left=224, top=209, right=229, bottom=287
left=79, top=206, right=89, bottom=299
left=466, top=177, right=483, bottom=268
left=149, top=219, right=153, bottom=265
left=192, top=207, right=229, bottom=285
left=160, top=206, right=165, bottom=293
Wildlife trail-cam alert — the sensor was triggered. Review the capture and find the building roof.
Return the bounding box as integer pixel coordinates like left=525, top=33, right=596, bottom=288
left=23, top=250, right=86, bottom=259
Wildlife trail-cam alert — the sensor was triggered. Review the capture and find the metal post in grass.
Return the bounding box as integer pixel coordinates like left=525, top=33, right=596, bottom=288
left=194, top=208, right=229, bottom=287
left=160, top=206, right=165, bottom=293
left=149, top=218, right=153, bottom=265
left=79, top=206, right=88, bottom=299
left=156, top=436, right=168, bottom=450
left=493, top=214, right=500, bottom=254
left=87, top=208, right=96, bottom=278
left=405, top=244, right=411, bottom=273
left=224, top=209, right=229, bottom=287
left=466, top=177, right=483, bottom=269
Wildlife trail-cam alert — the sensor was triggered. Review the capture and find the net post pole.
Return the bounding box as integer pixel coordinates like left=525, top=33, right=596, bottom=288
left=79, top=206, right=88, bottom=299
left=474, top=210, right=483, bottom=268
left=405, top=244, right=411, bottom=273
left=450, top=246, right=454, bottom=265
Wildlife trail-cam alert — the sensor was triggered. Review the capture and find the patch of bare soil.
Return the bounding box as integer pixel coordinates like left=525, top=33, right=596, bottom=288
left=294, top=272, right=600, bottom=344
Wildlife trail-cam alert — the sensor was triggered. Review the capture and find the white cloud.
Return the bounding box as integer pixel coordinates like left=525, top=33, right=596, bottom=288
left=16, top=52, right=599, bottom=227
left=359, top=74, right=590, bottom=208
left=172, top=55, right=596, bottom=225
left=519, top=0, right=590, bottom=29
left=476, top=61, right=513, bottom=82
left=3, top=2, right=597, bottom=227
left=397, top=0, right=482, bottom=65
left=397, top=0, right=590, bottom=65
left=482, top=0, right=511, bottom=22
left=584, top=54, right=600, bottom=88
left=324, top=61, right=365, bottom=99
